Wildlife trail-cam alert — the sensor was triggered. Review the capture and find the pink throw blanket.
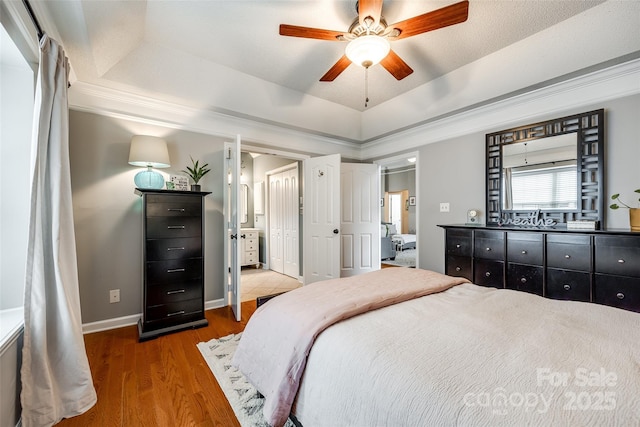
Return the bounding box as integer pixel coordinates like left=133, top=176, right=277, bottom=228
left=232, top=268, right=469, bottom=427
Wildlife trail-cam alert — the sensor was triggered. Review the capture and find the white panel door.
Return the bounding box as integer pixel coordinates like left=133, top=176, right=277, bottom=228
left=223, top=136, right=241, bottom=321
left=303, top=154, right=341, bottom=285
left=269, top=172, right=284, bottom=273
left=340, top=163, right=380, bottom=277
left=283, top=166, right=299, bottom=278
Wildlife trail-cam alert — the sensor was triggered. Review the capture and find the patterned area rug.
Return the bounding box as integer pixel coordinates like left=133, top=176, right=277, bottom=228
left=197, top=334, right=295, bottom=427
left=382, top=248, right=416, bottom=267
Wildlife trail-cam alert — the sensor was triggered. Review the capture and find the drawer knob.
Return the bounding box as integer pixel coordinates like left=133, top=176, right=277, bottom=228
left=521, top=250, right=527, bottom=255
left=167, top=247, right=185, bottom=251
left=563, top=284, right=571, bottom=291
left=564, top=255, right=571, bottom=259
left=167, top=208, right=185, bottom=212
left=486, top=247, right=492, bottom=252
left=485, top=272, right=491, bottom=277
left=167, top=289, right=186, bottom=295
left=617, top=259, right=625, bottom=264
left=167, top=268, right=186, bottom=273
left=455, top=266, right=461, bottom=272
left=167, top=225, right=185, bottom=229
left=520, top=277, right=527, bottom=284
left=456, top=244, right=461, bottom=248
left=617, top=292, right=625, bottom=300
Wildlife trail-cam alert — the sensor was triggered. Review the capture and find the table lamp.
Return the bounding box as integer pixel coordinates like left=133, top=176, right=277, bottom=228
left=128, top=135, right=170, bottom=189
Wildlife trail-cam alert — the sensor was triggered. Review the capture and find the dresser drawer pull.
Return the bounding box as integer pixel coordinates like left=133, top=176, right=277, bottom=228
left=455, top=266, right=461, bottom=272
left=167, top=247, right=185, bottom=251
left=167, top=289, right=186, bottom=295
left=167, top=208, right=185, bottom=212
left=617, top=292, right=625, bottom=300
left=485, top=272, right=491, bottom=277
left=617, top=259, right=625, bottom=264
left=564, top=255, right=571, bottom=259
left=167, top=268, right=186, bottom=273
left=486, top=247, right=492, bottom=251
left=520, top=277, right=527, bottom=284
left=521, top=250, right=527, bottom=254
left=167, top=225, right=186, bottom=229
left=166, top=310, right=185, bottom=317
left=563, top=284, right=571, bottom=291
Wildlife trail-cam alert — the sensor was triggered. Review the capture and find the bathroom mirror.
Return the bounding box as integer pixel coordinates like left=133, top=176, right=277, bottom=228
left=486, top=109, right=604, bottom=227
left=241, top=184, right=248, bottom=224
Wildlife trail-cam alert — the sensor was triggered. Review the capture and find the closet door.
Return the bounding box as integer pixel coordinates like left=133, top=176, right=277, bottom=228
left=283, top=167, right=299, bottom=278
left=269, top=173, right=284, bottom=273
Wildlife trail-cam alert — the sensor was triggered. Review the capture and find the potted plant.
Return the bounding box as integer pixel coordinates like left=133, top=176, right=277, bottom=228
left=182, top=156, right=211, bottom=191
left=610, top=188, right=640, bottom=231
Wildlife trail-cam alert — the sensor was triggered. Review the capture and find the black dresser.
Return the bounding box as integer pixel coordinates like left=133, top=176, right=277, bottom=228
left=439, top=225, right=640, bottom=313
left=136, top=189, right=210, bottom=340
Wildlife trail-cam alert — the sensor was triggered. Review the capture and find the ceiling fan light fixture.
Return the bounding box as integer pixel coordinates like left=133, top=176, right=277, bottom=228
left=345, top=35, right=390, bottom=68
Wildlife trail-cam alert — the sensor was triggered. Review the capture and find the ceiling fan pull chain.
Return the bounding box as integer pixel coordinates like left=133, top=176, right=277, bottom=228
left=365, top=67, right=369, bottom=108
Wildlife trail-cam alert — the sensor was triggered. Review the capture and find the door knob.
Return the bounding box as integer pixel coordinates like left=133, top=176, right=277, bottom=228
left=333, top=229, right=339, bottom=234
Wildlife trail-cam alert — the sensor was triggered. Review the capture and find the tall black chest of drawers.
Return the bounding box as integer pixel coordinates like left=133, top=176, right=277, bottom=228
left=440, top=224, right=640, bottom=313
left=135, top=189, right=210, bottom=341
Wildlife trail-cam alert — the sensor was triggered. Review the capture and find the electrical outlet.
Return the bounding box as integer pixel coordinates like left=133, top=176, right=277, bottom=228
left=440, top=202, right=450, bottom=213
left=109, top=289, right=120, bottom=304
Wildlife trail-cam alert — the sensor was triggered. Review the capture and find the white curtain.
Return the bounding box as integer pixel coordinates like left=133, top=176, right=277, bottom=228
left=21, top=35, right=97, bottom=427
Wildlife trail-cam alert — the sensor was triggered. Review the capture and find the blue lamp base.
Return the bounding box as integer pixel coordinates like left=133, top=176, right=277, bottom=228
left=134, top=168, right=165, bottom=189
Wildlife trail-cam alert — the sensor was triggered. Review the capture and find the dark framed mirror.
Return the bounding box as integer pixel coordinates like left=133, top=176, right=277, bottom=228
left=486, top=109, right=604, bottom=227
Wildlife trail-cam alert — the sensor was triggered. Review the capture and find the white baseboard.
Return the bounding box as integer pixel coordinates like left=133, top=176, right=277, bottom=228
left=81, top=298, right=227, bottom=334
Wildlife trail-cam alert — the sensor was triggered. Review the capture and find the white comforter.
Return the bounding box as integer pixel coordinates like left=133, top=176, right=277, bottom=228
left=293, top=283, right=640, bottom=426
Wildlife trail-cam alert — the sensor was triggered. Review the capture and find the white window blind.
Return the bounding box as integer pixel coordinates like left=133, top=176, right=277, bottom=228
left=511, top=165, right=577, bottom=210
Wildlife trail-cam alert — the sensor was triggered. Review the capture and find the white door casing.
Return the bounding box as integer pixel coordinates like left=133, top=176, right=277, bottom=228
left=283, top=166, right=299, bottom=278
left=303, top=154, right=341, bottom=285
left=340, top=163, right=380, bottom=277
left=223, top=135, right=242, bottom=321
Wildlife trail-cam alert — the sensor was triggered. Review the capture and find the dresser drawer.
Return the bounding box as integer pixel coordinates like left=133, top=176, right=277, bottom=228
left=145, top=298, right=204, bottom=322
left=474, top=230, right=504, bottom=260
left=507, top=264, right=543, bottom=296
left=146, top=280, right=203, bottom=306
left=446, top=255, right=472, bottom=281
left=146, top=195, right=201, bottom=217
left=147, top=216, right=202, bottom=238
left=594, top=274, right=640, bottom=313
left=546, top=269, right=590, bottom=302
left=244, top=238, right=258, bottom=252
left=594, top=236, right=640, bottom=277
left=146, top=237, right=201, bottom=261
left=446, top=229, right=472, bottom=257
left=146, top=258, right=203, bottom=285
left=242, top=230, right=259, bottom=240
left=474, top=259, right=504, bottom=288
left=244, top=251, right=258, bottom=265
left=507, top=232, right=543, bottom=266
left=547, top=234, right=591, bottom=271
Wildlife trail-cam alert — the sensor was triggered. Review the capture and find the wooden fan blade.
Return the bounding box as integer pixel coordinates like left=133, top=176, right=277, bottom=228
left=380, top=50, right=413, bottom=80
left=279, top=24, right=346, bottom=41
left=358, top=0, right=383, bottom=26
left=320, top=55, right=352, bottom=81
left=389, top=0, right=469, bottom=40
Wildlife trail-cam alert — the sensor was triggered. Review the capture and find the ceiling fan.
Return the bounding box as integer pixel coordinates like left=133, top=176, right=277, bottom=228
left=279, top=0, right=469, bottom=82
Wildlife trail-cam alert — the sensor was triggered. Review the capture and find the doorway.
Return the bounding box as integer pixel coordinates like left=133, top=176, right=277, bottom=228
left=376, top=153, right=419, bottom=268
left=238, top=148, right=305, bottom=302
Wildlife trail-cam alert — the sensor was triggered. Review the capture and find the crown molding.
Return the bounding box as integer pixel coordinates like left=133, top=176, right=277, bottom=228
left=359, top=57, right=640, bottom=160
left=68, top=58, right=639, bottom=162
left=68, top=82, right=363, bottom=159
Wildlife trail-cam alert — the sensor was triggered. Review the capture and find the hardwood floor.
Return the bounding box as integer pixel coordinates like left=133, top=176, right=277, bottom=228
left=55, top=301, right=258, bottom=427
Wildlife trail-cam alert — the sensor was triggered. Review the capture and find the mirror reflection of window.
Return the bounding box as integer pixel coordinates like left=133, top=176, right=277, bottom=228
left=502, top=133, right=578, bottom=211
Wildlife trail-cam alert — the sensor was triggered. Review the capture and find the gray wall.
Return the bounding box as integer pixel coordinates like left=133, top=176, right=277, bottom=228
left=413, top=94, right=640, bottom=273
left=69, top=110, right=228, bottom=324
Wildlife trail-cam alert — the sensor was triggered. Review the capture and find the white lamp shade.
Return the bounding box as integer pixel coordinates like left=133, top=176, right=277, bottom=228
left=345, top=35, right=390, bottom=68
left=128, top=135, right=170, bottom=168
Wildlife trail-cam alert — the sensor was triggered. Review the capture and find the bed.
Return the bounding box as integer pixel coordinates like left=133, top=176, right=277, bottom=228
left=232, top=268, right=640, bottom=427
left=391, top=233, right=416, bottom=251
